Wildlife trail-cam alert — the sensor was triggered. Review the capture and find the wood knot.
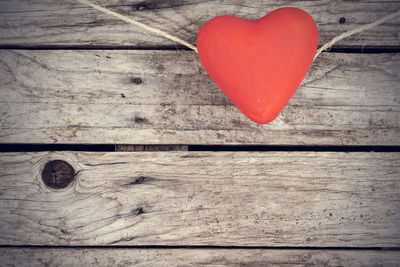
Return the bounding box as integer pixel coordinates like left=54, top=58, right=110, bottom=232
left=131, top=77, right=142, bottom=84
left=339, top=17, right=346, bottom=24
left=41, top=160, right=75, bottom=189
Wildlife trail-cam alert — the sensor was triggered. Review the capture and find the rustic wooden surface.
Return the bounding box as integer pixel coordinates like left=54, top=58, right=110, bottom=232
left=1, top=50, right=399, bottom=145
left=1, top=248, right=400, bottom=266
left=0, top=151, right=399, bottom=246
left=1, top=0, right=400, bottom=48
left=1, top=0, right=399, bottom=265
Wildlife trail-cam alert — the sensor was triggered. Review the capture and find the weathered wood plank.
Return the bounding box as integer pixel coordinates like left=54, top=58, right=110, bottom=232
left=1, top=0, right=400, bottom=48
left=1, top=50, right=399, bottom=145
left=1, top=248, right=399, bottom=266
left=0, top=151, right=399, bottom=246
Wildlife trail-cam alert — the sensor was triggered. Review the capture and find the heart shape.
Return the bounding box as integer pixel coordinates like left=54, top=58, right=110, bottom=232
left=197, top=7, right=319, bottom=124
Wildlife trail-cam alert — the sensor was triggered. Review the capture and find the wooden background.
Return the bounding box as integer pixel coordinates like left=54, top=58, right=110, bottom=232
left=0, top=0, right=399, bottom=266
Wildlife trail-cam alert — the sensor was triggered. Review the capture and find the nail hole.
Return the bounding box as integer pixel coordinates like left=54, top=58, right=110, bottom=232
left=137, top=207, right=144, bottom=214
left=134, top=116, right=148, bottom=123
left=131, top=77, right=142, bottom=84
left=339, top=17, right=346, bottom=24
left=41, top=160, right=75, bottom=189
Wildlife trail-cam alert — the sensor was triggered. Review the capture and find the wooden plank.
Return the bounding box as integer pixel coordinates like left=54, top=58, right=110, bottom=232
left=1, top=0, right=400, bottom=48
left=1, top=50, right=399, bottom=145
left=0, top=248, right=399, bottom=266
left=0, top=151, right=399, bottom=246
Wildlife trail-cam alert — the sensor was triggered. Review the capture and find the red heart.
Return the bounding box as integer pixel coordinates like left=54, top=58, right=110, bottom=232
left=197, top=7, right=319, bottom=124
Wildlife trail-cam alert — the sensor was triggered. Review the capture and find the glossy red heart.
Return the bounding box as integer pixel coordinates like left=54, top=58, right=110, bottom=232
left=197, top=7, right=319, bottom=124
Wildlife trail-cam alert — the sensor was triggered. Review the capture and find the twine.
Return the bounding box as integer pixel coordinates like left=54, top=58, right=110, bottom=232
left=76, top=0, right=198, bottom=53
left=77, top=0, right=399, bottom=59
left=314, top=9, right=400, bottom=59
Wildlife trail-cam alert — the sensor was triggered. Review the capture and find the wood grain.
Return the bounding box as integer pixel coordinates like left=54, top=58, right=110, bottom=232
left=0, top=151, right=399, bottom=246
left=1, top=0, right=400, bottom=48
left=1, top=50, right=399, bottom=145
left=1, top=248, right=399, bottom=266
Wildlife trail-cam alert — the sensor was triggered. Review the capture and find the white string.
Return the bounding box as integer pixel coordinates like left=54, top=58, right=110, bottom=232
left=76, top=0, right=198, bottom=53
left=76, top=0, right=399, bottom=59
left=314, top=9, right=400, bottom=60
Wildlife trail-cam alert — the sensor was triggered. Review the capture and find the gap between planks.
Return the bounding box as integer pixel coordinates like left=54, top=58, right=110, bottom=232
left=2, top=144, right=400, bottom=152
left=0, top=46, right=400, bottom=52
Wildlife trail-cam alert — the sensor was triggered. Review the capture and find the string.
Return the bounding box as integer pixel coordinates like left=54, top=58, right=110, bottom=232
left=76, top=0, right=399, bottom=58
left=314, top=9, right=400, bottom=60
left=76, top=0, right=198, bottom=53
